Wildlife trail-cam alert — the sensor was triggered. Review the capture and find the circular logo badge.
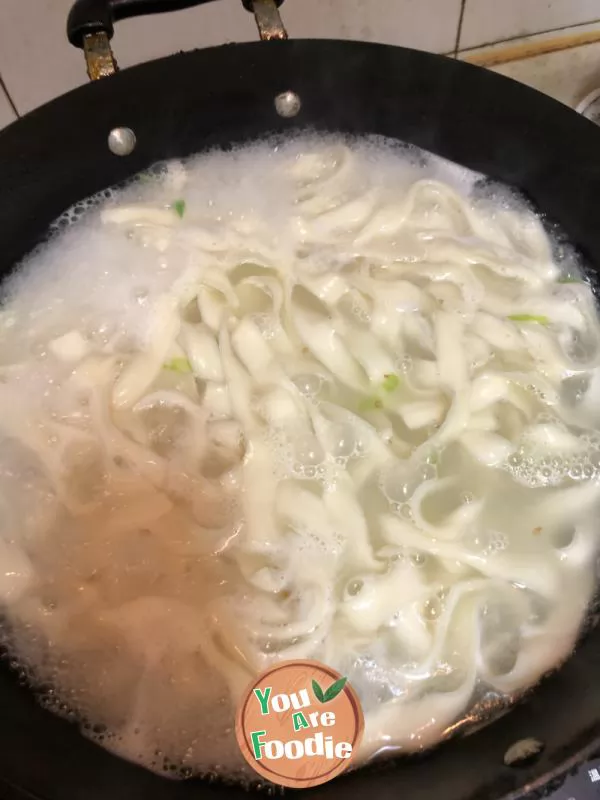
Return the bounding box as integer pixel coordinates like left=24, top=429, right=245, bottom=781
left=236, top=660, right=364, bottom=789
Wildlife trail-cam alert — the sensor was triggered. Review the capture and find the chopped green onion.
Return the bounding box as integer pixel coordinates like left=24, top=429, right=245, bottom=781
left=507, top=314, right=549, bottom=325
left=359, top=396, right=383, bottom=412
left=557, top=276, right=581, bottom=284
left=172, top=199, right=186, bottom=219
left=163, top=357, right=192, bottom=373
left=381, top=373, right=400, bottom=392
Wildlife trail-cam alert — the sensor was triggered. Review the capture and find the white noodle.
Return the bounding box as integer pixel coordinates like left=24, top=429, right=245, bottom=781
left=1, top=135, right=600, bottom=780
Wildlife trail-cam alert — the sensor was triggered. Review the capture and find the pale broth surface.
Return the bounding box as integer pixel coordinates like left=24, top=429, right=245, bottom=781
left=0, top=136, right=598, bottom=778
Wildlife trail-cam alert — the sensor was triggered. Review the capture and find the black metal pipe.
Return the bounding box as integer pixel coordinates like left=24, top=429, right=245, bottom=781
left=67, top=0, right=284, bottom=48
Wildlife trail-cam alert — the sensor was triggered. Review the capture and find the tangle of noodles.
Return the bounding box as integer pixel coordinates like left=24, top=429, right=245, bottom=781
left=0, top=135, right=600, bottom=779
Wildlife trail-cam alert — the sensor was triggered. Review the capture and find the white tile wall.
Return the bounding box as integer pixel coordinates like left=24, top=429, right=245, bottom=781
left=0, top=0, right=253, bottom=116
left=491, top=39, right=600, bottom=108
left=0, top=0, right=461, bottom=117
left=1, top=0, right=600, bottom=128
left=282, top=0, right=460, bottom=51
left=459, top=0, right=600, bottom=50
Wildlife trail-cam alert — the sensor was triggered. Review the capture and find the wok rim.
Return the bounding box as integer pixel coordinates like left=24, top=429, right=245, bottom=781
left=1, top=38, right=600, bottom=800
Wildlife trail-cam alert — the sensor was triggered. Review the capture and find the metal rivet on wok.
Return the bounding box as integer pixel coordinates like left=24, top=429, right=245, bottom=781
left=274, top=90, right=301, bottom=118
left=504, top=738, right=545, bottom=767
left=108, top=127, right=137, bottom=156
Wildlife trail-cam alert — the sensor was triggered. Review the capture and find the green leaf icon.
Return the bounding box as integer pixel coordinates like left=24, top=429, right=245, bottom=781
left=323, top=677, right=347, bottom=702
left=312, top=679, right=325, bottom=703
left=312, top=676, right=348, bottom=703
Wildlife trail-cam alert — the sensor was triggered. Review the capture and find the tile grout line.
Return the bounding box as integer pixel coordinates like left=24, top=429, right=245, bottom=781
left=453, top=0, right=467, bottom=58
left=461, top=29, right=600, bottom=67
left=0, top=74, right=19, bottom=118
left=457, top=15, right=600, bottom=55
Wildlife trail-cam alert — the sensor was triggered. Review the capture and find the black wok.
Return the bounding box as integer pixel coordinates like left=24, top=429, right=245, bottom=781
left=1, top=2, right=600, bottom=798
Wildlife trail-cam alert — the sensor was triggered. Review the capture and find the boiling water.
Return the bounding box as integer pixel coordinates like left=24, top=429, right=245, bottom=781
left=0, top=134, right=599, bottom=780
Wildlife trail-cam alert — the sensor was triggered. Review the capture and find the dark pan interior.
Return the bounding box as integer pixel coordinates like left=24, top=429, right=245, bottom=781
left=1, top=39, right=600, bottom=800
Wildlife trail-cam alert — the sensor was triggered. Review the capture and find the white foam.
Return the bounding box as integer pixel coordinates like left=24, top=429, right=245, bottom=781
left=0, top=132, right=598, bottom=782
